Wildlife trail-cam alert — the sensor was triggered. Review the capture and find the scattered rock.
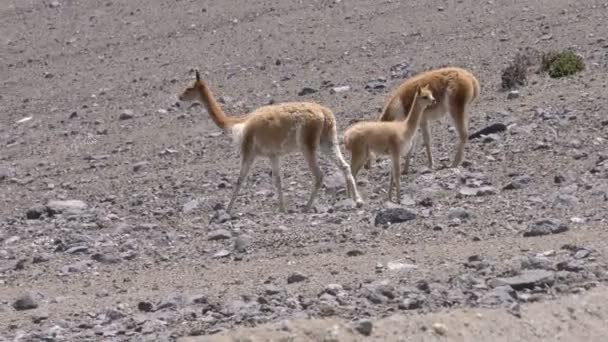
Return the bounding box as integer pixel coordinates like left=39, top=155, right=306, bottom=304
left=447, top=207, right=471, bottom=221
left=507, top=90, right=520, bottom=99
left=432, top=323, right=448, bottom=336
left=330, top=85, right=350, bottom=93
left=138, top=301, right=154, bottom=312
left=459, top=186, right=497, bottom=197
left=13, top=294, right=38, bottom=311
left=494, top=269, right=555, bottom=290
left=523, top=219, right=568, bottom=237
left=132, top=161, right=150, bottom=172
left=26, top=205, right=46, bottom=220
left=503, top=175, right=532, bottom=190
left=46, top=200, right=88, bottom=215
left=354, top=319, right=373, bottom=336
left=213, top=249, right=231, bottom=258
left=469, top=123, right=507, bottom=140
left=119, top=109, right=134, bottom=120
left=374, top=208, right=416, bottom=226
left=207, top=229, right=232, bottom=241
left=91, top=253, right=120, bottom=264
left=287, top=272, right=308, bottom=284
left=479, top=286, right=517, bottom=306
left=182, top=199, right=200, bottom=214
left=233, top=235, right=253, bottom=253
left=297, top=87, right=317, bottom=96
left=386, top=261, right=417, bottom=271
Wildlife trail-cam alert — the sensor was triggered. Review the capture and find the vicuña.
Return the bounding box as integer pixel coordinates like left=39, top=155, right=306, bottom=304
left=179, top=70, right=363, bottom=213
left=343, top=85, right=436, bottom=203
left=375, top=67, right=480, bottom=173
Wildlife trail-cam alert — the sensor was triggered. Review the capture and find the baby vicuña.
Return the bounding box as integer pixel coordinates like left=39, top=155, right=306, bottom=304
left=344, top=85, right=436, bottom=203
left=179, top=70, right=363, bottom=213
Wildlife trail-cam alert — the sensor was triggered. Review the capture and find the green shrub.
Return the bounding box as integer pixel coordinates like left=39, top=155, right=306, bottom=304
left=541, top=50, right=585, bottom=78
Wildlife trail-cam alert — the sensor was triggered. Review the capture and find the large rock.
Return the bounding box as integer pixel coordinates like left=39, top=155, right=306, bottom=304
left=523, top=219, right=568, bottom=237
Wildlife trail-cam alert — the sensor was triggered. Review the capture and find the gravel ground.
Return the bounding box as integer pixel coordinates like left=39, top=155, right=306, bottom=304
left=1, top=0, right=608, bottom=340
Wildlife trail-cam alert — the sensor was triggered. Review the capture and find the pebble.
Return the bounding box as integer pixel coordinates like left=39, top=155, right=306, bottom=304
left=354, top=319, right=373, bottom=336
left=523, top=219, right=568, bottom=237
left=374, top=208, right=416, bottom=226
left=287, top=272, right=308, bottom=284
left=207, top=229, right=232, bottom=241
left=13, top=294, right=38, bottom=311
left=119, top=109, right=134, bottom=120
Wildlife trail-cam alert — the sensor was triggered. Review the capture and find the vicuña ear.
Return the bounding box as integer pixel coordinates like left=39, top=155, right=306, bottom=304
left=195, top=70, right=201, bottom=82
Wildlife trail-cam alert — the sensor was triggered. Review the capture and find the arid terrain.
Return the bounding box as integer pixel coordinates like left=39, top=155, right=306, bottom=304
left=1, top=0, right=608, bottom=341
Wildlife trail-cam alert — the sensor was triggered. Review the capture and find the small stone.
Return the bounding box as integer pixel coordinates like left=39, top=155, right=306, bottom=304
left=557, top=260, right=584, bottom=272
left=207, top=229, right=232, bottom=241
left=459, top=186, right=497, bottom=197
left=469, top=123, right=507, bottom=140
left=399, top=298, right=422, bottom=310
left=386, top=261, right=417, bottom=271
left=26, top=206, right=46, bottom=220
left=132, top=161, right=150, bottom=172
left=331, top=85, right=350, bottom=93
left=432, top=323, right=448, bottom=336
left=507, top=90, right=520, bottom=99
left=13, top=294, right=38, bottom=311
left=297, top=87, right=317, bottom=96
left=91, top=253, right=120, bottom=264
left=346, top=249, right=364, bottom=257
left=49, top=1, right=61, bottom=8
left=574, top=249, right=591, bottom=259
left=479, top=286, right=516, bottom=306
left=264, top=285, right=282, bottom=296
left=213, top=249, right=231, bottom=258
left=119, top=109, right=134, bottom=120
left=374, top=208, right=416, bottom=226
left=182, top=199, right=199, bottom=214
left=503, top=175, right=532, bottom=190
left=494, top=269, right=555, bottom=290
left=233, top=235, right=253, bottom=253
left=46, top=200, right=88, bottom=215
left=447, top=207, right=470, bottom=220
left=287, top=272, right=307, bottom=284
left=355, top=320, right=373, bottom=336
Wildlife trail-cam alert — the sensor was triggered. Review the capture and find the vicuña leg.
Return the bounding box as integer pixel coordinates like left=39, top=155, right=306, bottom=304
left=227, top=149, right=256, bottom=214
left=388, top=148, right=401, bottom=203
left=420, top=119, right=434, bottom=169
left=321, top=140, right=363, bottom=206
left=450, top=102, right=469, bottom=168
left=269, top=156, right=285, bottom=213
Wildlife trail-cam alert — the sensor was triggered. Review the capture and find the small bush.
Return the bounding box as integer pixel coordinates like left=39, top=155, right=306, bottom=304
left=541, top=50, right=585, bottom=78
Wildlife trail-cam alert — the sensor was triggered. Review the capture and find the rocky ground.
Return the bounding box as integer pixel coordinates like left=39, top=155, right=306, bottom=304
left=1, top=0, right=608, bottom=341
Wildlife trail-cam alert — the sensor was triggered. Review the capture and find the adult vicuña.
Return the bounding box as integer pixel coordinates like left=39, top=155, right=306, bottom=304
left=178, top=70, right=363, bottom=214
left=343, top=85, right=436, bottom=203
left=373, top=67, right=480, bottom=173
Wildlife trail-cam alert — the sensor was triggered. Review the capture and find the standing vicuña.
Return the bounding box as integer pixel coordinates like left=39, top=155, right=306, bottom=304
left=178, top=70, right=363, bottom=213
left=344, top=85, right=436, bottom=203
left=377, top=67, right=480, bottom=173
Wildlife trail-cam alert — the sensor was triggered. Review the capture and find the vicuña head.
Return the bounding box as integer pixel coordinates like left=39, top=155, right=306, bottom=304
left=343, top=84, right=435, bottom=203
left=178, top=69, right=363, bottom=214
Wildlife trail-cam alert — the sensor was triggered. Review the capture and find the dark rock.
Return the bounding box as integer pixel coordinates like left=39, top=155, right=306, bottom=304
left=287, top=272, right=308, bottom=284
left=65, top=245, right=88, bottom=254
left=297, top=87, right=317, bottom=96
left=132, top=161, right=150, bottom=172
left=389, top=62, right=412, bottom=79
left=374, top=208, right=416, bottom=226
left=346, top=249, right=364, bottom=257
left=523, top=219, right=568, bottom=237
left=459, top=186, right=497, bottom=197
left=355, top=319, right=373, bottom=336
left=119, top=109, right=134, bottom=120
left=26, top=206, right=46, bottom=220
left=138, top=301, right=154, bottom=312
left=469, top=123, right=507, bottom=140
left=207, top=229, right=232, bottom=241
left=494, top=269, right=555, bottom=290
left=554, top=174, right=566, bottom=184
left=364, top=79, right=387, bottom=92
left=13, top=294, right=38, bottom=311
